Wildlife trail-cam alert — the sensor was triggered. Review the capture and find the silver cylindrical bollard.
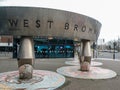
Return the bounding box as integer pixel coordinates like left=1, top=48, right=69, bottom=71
left=78, top=40, right=91, bottom=71
left=18, top=36, right=34, bottom=79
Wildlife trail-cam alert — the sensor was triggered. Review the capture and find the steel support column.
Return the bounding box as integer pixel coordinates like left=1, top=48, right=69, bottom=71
left=17, top=36, right=34, bottom=79
left=78, top=40, right=91, bottom=71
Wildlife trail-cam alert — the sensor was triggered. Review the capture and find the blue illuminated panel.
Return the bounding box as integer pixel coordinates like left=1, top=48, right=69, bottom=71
left=13, top=38, right=74, bottom=58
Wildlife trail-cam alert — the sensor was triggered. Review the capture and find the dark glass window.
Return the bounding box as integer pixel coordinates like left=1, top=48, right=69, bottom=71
left=13, top=37, right=74, bottom=58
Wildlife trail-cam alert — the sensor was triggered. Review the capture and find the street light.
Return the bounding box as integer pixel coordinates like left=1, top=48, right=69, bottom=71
left=113, top=42, right=117, bottom=59
left=118, top=37, right=120, bottom=52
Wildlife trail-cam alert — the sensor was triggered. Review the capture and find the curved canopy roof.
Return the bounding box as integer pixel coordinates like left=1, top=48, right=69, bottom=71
left=0, top=7, right=101, bottom=41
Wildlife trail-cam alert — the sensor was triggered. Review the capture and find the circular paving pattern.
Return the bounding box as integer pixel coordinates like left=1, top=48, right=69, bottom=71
left=57, top=66, right=117, bottom=79
left=0, top=84, right=13, bottom=90
left=0, top=70, right=65, bottom=90
left=65, top=61, right=103, bottom=66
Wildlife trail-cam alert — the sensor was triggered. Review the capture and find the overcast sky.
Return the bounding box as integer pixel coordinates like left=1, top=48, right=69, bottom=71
left=0, top=0, right=120, bottom=42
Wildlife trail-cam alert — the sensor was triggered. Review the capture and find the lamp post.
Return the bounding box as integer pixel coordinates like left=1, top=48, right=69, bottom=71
left=118, top=37, right=120, bottom=52
left=93, top=42, right=96, bottom=58
left=113, top=42, right=116, bottom=59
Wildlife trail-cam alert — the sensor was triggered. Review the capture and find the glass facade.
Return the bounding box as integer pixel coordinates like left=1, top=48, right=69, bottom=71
left=13, top=37, right=74, bottom=58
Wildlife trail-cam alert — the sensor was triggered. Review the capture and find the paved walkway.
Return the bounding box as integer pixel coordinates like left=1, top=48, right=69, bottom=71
left=0, top=58, right=120, bottom=90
